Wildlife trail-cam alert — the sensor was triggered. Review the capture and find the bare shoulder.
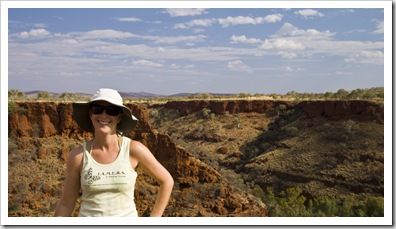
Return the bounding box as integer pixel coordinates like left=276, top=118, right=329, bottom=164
left=67, top=143, right=84, bottom=170
left=129, top=140, right=150, bottom=156
left=69, top=144, right=84, bottom=158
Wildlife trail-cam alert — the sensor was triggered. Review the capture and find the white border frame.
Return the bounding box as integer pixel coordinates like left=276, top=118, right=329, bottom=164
left=1, top=1, right=392, bottom=226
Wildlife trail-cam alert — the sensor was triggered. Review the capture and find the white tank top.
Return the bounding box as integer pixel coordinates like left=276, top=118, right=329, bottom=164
left=78, top=136, right=138, bottom=217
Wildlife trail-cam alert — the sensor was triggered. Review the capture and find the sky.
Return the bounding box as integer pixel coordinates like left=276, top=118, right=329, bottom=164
left=4, top=1, right=389, bottom=96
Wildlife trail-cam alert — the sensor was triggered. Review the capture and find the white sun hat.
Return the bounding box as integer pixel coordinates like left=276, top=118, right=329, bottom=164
left=72, top=88, right=138, bottom=134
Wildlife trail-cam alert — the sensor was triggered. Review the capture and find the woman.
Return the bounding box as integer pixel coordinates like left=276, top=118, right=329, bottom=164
left=54, top=88, right=174, bottom=217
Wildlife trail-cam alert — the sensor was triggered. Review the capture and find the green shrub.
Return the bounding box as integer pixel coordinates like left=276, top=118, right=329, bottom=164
left=365, top=196, right=384, bottom=217
left=284, top=126, right=299, bottom=137
left=311, top=196, right=338, bottom=216
left=8, top=102, right=17, bottom=116
left=251, top=185, right=265, bottom=199
left=343, top=120, right=355, bottom=133
left=8, top=140, right=18, bottom=154
left=220, top=168, right=247, bottom=192
left=258, top=186, right=384, bottom=217
left=201, top=108, right=212, bottom=118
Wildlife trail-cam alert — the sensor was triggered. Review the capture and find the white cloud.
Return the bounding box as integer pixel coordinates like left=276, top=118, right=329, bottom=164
left=335, top=71, right=353, bottom=76
left=18, top=29, right=51, bottom=39
left=262, top=14, right=283, bottom=23
left=173, top=19, right=214, bottom=29
left=33, top=23, right=47, bottom=28
left=373, top=20, right=384, bottom=34
left=344, top=50, right=384, bottom=65
left=114, top=17, right=142, bottom=22
left=275, top=23, right=334, bottom=39
left=192, top=28, right=205, bottom=34
left=146, top=34, right=206, bottom=44
left=174, top=13, right=282, bottom=29
left=230, top=35, right=261, bottom=44
left=73, top=42, right=249, bottom=62
left=183, top=65, right=194, bottom=69
left=57, top=72, right=81, bottom=77
left=80, top=29, right=137, bottom=40
left=164, top=9, right=207, bottom=17
left=260, top=38, right=305, bottom=50
left=133, top=59, right=163, bottom=68
left=61, top=39, right=78, bottom=44
left=283, top=66, right=304, bottom=72
left=227, top=60, right=253, bottom=73
left=284, top=66, right=293, bottom=72
left=262, top=22, right=383, bottom=61
left=295, top=9, right=324, bottom=19
left=170, top=64, right=180, bottom=69
left=218, top=14, right=282, bottom=27
left=277, top=51, right=298, bottom=59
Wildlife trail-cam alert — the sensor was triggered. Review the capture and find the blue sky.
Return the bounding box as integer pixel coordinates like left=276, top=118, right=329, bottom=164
left=5, top=2, right=389, bottom=95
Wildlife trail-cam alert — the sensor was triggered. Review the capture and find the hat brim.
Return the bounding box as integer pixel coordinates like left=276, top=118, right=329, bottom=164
left=72, top=101, right=138, bottom=135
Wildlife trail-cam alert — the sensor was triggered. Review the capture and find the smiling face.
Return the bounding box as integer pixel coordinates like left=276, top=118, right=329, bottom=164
left=89, top=101, right=122, bottom=135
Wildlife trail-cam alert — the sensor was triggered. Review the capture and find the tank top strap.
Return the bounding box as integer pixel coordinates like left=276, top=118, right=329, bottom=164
left=81, top=140, right=90, bottom=165
left=121, top=136, right=131, bottom=160
left=82, top=140, right=87, bottom=152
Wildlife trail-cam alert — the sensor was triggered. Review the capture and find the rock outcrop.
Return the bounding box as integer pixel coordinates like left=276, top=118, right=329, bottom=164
left=296, top=100, right=384, bottom=122
left=162, top=99, right=383, bottom=122
left=163, top=100, right=293, bottom=115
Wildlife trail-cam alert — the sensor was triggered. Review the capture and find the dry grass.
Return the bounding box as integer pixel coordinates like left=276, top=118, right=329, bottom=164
left=8, top=136, right=79, bottom=216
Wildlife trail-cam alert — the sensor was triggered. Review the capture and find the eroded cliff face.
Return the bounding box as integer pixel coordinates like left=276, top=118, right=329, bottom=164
left=296, top=100, right=383, bottom=121
left=9, top=100, right=383, bottom=138
left=8, top=101, right=267, bottom=217
left=163, top=100, right=292, bottom=116
left=162, top=99, right=383, bottom=122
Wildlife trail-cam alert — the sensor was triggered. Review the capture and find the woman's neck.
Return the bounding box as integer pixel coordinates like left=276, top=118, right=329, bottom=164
left=93, top=133, right=119, bottom=150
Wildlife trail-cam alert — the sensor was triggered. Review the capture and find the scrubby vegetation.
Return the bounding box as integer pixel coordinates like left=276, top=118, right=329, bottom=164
left=252, top=186, right=383, bottom=217
left=8, top=135, right=80, bottom=216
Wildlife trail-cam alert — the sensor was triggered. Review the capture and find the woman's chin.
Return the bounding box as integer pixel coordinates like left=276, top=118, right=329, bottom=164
left=96, top=126, right=115, bottom=134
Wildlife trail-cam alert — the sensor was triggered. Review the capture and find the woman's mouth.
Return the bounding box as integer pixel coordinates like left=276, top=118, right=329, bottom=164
left=98, top=120, right=110, bottom=125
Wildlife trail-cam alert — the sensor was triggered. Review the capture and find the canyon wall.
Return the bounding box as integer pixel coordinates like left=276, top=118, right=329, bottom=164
left=162, top=99, right=383, bottom=122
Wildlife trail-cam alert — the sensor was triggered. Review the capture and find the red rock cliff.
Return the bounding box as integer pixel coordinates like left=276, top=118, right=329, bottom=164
left=162, top=99, right=383, bottom=122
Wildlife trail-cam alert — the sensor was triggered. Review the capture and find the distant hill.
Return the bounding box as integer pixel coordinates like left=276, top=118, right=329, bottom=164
left=23, top=91, right=92, bottom=99
left=121, top=92, right=238, bottom=98
left=23, top=90, right=163, bottom=99
left=169, top=92, right=237, bottom=98
left=22, top=90, right=238, bottom=99
left=119, top=91, right=164, bottom=98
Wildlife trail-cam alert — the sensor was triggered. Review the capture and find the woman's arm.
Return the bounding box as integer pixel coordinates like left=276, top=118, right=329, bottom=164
left=130, top=140, right=174, bottom=217
left=54, top=147, right=83, bottom=216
